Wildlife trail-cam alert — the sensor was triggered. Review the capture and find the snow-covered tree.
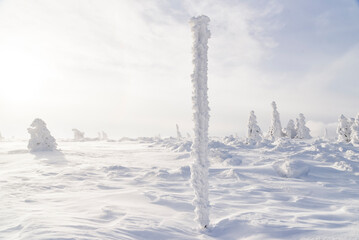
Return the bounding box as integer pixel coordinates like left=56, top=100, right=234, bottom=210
left=27, top=118, right=57, bottom=152
left=176, top=124, right=182, bottom=140
left=284, top=119, right=296, bottom=139
left=267, top=101, right=284, bottom=140
left=295, top=113, right=311, bottom=139
left=102, top=131, right=108, bottom=140
left=190, top=15, right=211, bottom=229
left=97, top=131, right=108, bottom=141
left=337, top=114, right=351, bottom=142
left=247, top=111, right=262, bottom=144
left=324, top=128, right=328, bottom=139
left=350, top=114, right=359, bottom=144
left=72, top=128, right=85, bottom=141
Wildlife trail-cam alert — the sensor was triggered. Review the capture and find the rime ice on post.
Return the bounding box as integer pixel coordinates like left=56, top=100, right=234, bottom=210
left=27, top=118, right=57, bottom=152
left=190, top=15, right=211, bottom=229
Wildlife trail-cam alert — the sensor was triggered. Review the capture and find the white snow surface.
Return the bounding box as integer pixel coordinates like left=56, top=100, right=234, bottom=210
left=1, top=138, right=359, bottom=240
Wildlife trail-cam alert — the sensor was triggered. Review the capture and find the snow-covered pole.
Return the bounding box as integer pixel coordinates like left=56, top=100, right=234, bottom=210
left=190, top=15, right=211, bottom=229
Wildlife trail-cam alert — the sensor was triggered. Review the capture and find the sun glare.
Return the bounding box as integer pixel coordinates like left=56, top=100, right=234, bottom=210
left=0, top=47, right=47, bottom=104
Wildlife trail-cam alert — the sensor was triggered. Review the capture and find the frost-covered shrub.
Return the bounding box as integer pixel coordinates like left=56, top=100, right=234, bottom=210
left=102, top=131, right=108, bottom=140
left=98, top=131, right=108, bottom=141
left=247, top=111, right=262, bottom=144
left=337, top=114, right=351, bottom=142
left=267, top=101, right=284, bottom=140
left=295, top=113, right=311, bottom=139
left=190, top=15, right=211, bottom=229
left=176, top=124, right=182, bottom=140
left=284, top=119, right=296, bottom=139
left=72, top=128, right=85, bottom=141
left=350, top=114, right=359, bottom=144
left=27, top=118, right=57, bottom=152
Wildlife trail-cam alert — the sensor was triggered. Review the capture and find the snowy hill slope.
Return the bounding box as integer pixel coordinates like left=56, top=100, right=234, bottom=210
left=1, top=139, right=358, bottom=240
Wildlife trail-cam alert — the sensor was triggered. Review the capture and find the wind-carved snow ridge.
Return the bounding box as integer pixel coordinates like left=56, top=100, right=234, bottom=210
left=27, top=118, right=57, bottom=152
left=190, top=15, right=211, bottom=229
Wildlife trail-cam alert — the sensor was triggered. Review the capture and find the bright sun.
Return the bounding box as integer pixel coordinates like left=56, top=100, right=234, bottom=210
left=0, top=47, right=47, bottom=104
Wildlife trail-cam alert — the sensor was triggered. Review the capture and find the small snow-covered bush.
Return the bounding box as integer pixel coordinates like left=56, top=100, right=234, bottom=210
left=176, top=124, right=182, bottom=140
left=333, top=161, right=353, bottom=172
left=246, top=111, right=262, bottom=144
left=98, top=131, right=108, bottom=141
left=337, top=114, right=351, bottom=142
left=284, top=119, right=296, bottom=139
left=72, top=128, right=85, bottom=141
left=27, top=118, right=57, bottom=152
left=295, top=113, right=311, bottom=139
left=267, top=101, right=284, bottom=140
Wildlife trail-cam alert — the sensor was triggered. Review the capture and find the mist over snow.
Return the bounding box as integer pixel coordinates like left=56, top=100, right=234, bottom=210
left=1, top=0, right=359, bottom=139
left=1, top=1, right=359, bottom=239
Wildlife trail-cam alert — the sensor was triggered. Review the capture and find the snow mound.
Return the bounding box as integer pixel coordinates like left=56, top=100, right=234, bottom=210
left=333, top=161, right=353, bottom=172
left=164, top=139, right=192, bottom=152
left=223, top=157, right=242, bottom=166
left=273, top=160, right=310, bottom=178
left=209, top=140, right=232, bottom=149
left=27, top=118, right=57, bottom=152
left=145, top=166, right=191, bottom=180
left=210, top=148, right=241, bottom=166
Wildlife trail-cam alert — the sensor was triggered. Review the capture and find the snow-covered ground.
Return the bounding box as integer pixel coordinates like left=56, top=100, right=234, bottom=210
left=1, top=138, right=359, bottom=240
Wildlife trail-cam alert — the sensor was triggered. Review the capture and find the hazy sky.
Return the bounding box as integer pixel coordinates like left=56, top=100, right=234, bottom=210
left=1, top=0, right=359, bottom=139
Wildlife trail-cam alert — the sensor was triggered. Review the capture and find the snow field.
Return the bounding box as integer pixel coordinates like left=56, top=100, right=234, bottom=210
left=0, top=138, right=359, bottom=239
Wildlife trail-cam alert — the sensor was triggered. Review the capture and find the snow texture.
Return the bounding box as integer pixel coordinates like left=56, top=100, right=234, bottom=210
left=351, top=114, right=359, bottom=144
left=27, top=118, right=57, bottom=152
left=337, top=114, right=351, bottom=142
left=190, top=15, right=211, bottom=229
left=267, top=101, right=284, bottom=140
left=72, top=128, right=85, bottom=141
left=176, top=124, right=182, bottom=140
left=247, top=111, right=262, bottom=144
left=2, top=138, right=359, bottom=240
left=284, top=119, right=297, bottom=139
left=295, top=113, right=311, bottom=139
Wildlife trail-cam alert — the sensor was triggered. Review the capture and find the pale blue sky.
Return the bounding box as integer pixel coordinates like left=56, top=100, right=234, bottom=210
left=0, top=0, right=358, bottom=139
